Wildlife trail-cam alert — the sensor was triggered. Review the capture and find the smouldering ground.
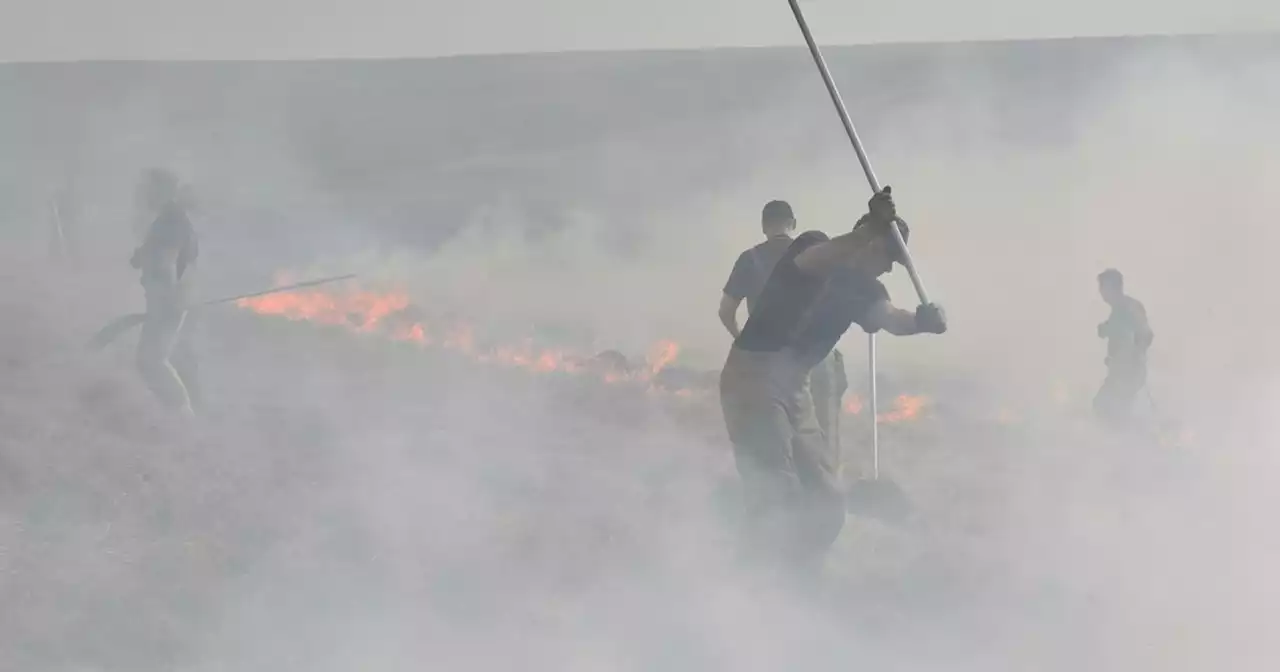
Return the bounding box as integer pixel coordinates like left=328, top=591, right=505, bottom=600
left=0, top=257, right=1240, bottom=671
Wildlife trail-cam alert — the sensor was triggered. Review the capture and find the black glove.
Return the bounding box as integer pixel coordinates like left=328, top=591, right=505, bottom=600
left=915, top=303, right=947, bottom=334
left=867, top=186, right=896, bottom=224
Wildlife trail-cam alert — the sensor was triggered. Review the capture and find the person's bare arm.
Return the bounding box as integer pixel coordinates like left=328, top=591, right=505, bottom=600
left=863, top=299, right=920, bottom=336
left=792, top=228, right=874, bottom=277
left=792, top=187, right=897, bottom=276
left=719, top=293, right=744, bottom=338
left=863, top=299, right=947, bottom=336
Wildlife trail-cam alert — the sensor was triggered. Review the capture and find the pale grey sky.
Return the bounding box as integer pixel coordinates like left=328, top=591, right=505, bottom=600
left=2, top=0, right=1278, bottom=62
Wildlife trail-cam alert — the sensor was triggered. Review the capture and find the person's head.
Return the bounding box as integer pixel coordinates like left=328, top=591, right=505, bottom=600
left=761, top=200, right=796, bottom=238
left=851, top=215, right=911, bottom=277
left=1098, top=268, right=1124, bottom=303
left=137, top=167, right=180, bottom=212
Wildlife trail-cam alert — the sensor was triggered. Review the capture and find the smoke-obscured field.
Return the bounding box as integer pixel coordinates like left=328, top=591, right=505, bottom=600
left=2, top=34, right=1280, bottom=670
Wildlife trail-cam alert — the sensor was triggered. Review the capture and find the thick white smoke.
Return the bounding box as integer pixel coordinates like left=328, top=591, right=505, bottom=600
left=1, top=36, right=1279, bottom=671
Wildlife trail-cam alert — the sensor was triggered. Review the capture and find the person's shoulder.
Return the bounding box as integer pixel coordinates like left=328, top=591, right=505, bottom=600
left=157, top=203, right=194, bottom=230
left=163, top=202, right=192, bottom=221
left=786, top=230, right=830, bottom=253
left=146, top=203, right=193, bottom=242
left=794, top=230, right=830, bottom=245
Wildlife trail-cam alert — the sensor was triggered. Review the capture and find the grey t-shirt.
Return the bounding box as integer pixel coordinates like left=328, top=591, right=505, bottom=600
left=135, top=202, right=198, bottom=307
left=1101, top=295, right=1153, bottom=368
left=722, top=235, right=794, bottom=313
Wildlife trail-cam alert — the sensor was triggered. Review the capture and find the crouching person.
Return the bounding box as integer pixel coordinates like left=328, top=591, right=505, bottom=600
left=719, top=188, right=946, bottom=573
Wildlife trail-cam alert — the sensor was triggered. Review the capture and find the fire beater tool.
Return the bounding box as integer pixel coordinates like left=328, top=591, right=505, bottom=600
left=87, top=273, right=359, bottom=350
left=785, top=0, right=933, bottom=524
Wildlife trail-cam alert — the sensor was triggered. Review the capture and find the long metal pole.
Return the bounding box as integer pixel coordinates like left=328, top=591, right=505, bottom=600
left=204, top=273, right=359, bottom=306
left=784, top=0, right=928, bottom=304
left=784, top=0, right=932, bottom=476
left=869, top=333, right=879, bottom=478
left=86, top=274, right=361, bottom=351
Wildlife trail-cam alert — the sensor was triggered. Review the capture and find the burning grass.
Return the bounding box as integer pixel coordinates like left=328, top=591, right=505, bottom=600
left=235, top=281, right=932, bottom=425
left=0, top=261, right=1098, bottom=670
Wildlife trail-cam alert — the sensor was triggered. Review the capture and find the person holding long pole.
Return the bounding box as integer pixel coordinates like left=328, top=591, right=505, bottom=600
left=719, top=188, right=947, bottom=573
left=782, top=0, right=943, bottom=519
left=131, top=168, right=201, bottom=417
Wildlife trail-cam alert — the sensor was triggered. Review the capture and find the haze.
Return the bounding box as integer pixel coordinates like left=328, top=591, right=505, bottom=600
left=2, top=23, right=1279, bottom=672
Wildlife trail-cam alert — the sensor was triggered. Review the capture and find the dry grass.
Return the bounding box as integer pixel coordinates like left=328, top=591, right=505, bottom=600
left=0, top=255, right=1234, bottom=671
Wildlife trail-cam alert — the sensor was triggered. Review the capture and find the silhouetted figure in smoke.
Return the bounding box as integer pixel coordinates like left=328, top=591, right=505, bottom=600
left=1093, top=268, right=1153, bottom=428
left=719, top=188, right=946, bottom=574
left=719, top=200, right=849, bottom=479
left=131, top=168, right=202, bottom=416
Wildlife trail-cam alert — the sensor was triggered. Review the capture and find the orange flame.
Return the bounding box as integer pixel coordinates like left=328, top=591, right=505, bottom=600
left=843, top=394, right=927, bottom=423
left=391, top=323, right=428, bottom=345
left=443, top=323, right=477, bottom=354
left=238, top=285, right=675, bottom=382
left=645, top=340, right=680, bottom=377
left=879, top=394, right=927, bottom=423
left=237, top=284, right=934, bottom=424
left=237, top=290, right=409, bottom=332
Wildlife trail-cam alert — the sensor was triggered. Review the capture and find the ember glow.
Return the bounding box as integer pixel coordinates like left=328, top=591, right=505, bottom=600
left=880, top=394, right=927, bottom=423
left=237, top=288, right=411, bottom=332
left=845, top=394, right=929, bottom=424
left=237, top=284, right=929, bottom=422
left=646, top=340, right=680, bottom=377
left=238, top=285, right=669, bottom=381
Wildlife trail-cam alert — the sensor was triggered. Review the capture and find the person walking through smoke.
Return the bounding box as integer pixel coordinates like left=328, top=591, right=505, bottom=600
left=1093, top=268, right=1153, bottom=428
left=719, top=200, right=849, bottom=479
left=131, top=168, right=202, bottom=416
left=719, top=187, right=946, bottom=573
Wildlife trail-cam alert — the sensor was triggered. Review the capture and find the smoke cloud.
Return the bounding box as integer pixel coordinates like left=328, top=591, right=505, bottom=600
left=1, top=34, right=1278, bottom=671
